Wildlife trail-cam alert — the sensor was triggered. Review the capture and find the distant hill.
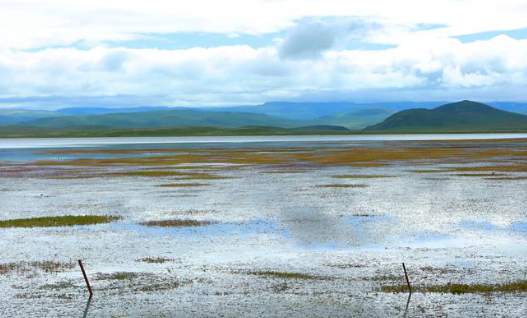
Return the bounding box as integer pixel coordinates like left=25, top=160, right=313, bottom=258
left=3, top=100, right=527, bottom=134
left=365, top=100, right=527, bottom=131
left=489, top=102, right=527, bottom=115
left=57, top=106, right=171, bottom=115
left=15, top=107, right=393, bottom=130
left=0, top=109, right=64, bottom=125
left=21, top=109, right=308, bottom=129
left=204, top=101, right=442, bottom=120
left=314, top=108, right=394, bottom=129
left=204, top=102, right=362, bottom=120
left=0, top=125, right=355, bottom=138
left=291, top=125, right=349, bottom=131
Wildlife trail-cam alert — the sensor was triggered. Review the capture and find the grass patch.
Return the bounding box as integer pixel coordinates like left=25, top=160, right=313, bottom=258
left=450, top=164, right=527, bottom=173
left=262, top=170, right=307, bottom=174
left=0, top=215, right=121, bottom=228
left=251, top=271, right=318, bottom=280
left=40, top=281, right=76, bottom=290
left=31, top=261, right=76, bottom=273
left=138, top=281, right=179, bottom=292
left=27, top=142, right=527, bottom=171
left=331, top=174, right=392, bottom=179
left=0, top=261, right=75, bottom=275
left=317, top=184, right=369, bottom=188
left=112, top=170, right=230, bottom=180
left=407, top=169, right=446, bottom=173
left=139, top=219, right=214, bottom=227
left=137, top=257, right=173, bottom=264
left=453, top=173, right=506, bottom=177
left=381, top=280, right=527, bottom=294
left=158, top=183, right=209, bottom=187
left=96, top=272, right=138, bottom=281
left=485, top=176, right=527, bottom=180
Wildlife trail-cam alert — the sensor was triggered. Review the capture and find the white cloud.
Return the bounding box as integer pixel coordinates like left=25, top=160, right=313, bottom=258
left=1, top=35, right=526, bottom=107
left=1, top=0, right=527, bottom=106
left=1, top=0, right=527, bottom=49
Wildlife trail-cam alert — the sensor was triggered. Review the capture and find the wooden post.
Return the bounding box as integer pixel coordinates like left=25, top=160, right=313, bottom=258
left=78, top=260, right=93, bottom=296
left=402, top=263, right=412, bottom=294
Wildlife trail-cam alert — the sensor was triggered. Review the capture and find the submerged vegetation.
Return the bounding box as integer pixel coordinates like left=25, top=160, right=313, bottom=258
left=0, top=261, right=75, bottom=275
left=250, top=271, right=318, bottom=280
left=137, top=257, right=174, bottom=264
left=113, top=170, right=229, bottom=180
left=381, top=281, right=527, bottom=294
left=26, top=140, right=527, bottom=172
left=139, top=219, right=214, bottom=227
left=97, top=272, right=139, bottom=281
left=331, top=174, right=392, bottom=179
left=0, top=215, right=121, bottom=228
left=318, top=184, right=369, bottom=188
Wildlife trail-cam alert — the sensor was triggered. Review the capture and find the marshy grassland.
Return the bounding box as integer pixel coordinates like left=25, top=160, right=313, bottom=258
left=1, top=137, right=527, bottom=317
left=381, top=280, right=527, bottom=294
left=250, top=271, right=320, bottom=280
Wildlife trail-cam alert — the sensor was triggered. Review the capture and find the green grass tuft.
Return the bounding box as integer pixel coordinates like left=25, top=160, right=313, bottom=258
left=331, top=174, right=392, bottom=179
left=139, top=219, right=214, bottom=227
left=0, top=215, right=121, bottom=228
left=137, top=257, right=173, bottom=264
left=251, top=271, right=318, bottom=279
left=381, top=281, right=527, bottom=294
left=96, top=272, right=138, bottom=281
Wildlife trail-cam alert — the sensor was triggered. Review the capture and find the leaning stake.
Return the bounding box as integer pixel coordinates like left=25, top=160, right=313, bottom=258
left=402, top=262, right=412, bottom=294
left=78, top=260, right=93, bottom=296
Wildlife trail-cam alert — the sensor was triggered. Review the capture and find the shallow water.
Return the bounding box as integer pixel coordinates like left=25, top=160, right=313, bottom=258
left=0, top=136, right=526, bottom=317
left=2, top=133, right=527, bottom=149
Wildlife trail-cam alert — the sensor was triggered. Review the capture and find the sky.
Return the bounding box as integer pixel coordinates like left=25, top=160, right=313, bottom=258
left=1, top=0, right=527, bottom=109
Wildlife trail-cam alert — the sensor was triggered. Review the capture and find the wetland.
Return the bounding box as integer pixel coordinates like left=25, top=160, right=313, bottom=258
left=0, top=134, right=526, bottom=317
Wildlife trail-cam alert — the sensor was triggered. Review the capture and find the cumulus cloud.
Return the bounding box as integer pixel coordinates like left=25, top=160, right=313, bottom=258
left=1, top=0, right=527, bottom=50
left=278, top=18, right=377, bottom=59
left=1, top=35, right=526, bottom=108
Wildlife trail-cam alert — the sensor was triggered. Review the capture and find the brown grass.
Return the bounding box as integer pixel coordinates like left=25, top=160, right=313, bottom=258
left=251, top=271, right=318, bottom=279
left=331, top=174, right=392, bottom=179
left=1, top=261, right=75, bottom=275
left=139, top=219, right=214, bottom=227
left=485, top=176, right=527, bottom=180
left=137, top=257, right=174, bottom=264
left=11, top=140, right=527, bottom=181
left=381, top=280, right=527, bottom=294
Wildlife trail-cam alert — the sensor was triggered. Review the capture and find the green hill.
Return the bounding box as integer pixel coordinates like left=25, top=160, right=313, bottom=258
left=0, top=109, right=63, bottom=125
left=19, top=107, right=388, bottom=130
left=291, top=125, right=349, bottom=131
left=364, top=100, right=527, bottom=132
left=22, top=109, right=308, bottom=129
left=314, top=108, right=394, bottom=129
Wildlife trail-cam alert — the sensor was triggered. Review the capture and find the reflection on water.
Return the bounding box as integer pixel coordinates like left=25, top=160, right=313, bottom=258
left=459, top=220, right=497, bottom=231
left=109, top=218, right=285, bottom=239
left=459, top=219, right=527, bottom=233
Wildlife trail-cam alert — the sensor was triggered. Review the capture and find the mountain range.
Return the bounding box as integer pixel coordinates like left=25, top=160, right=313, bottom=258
left=1, top=100, right=527, bottom=137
